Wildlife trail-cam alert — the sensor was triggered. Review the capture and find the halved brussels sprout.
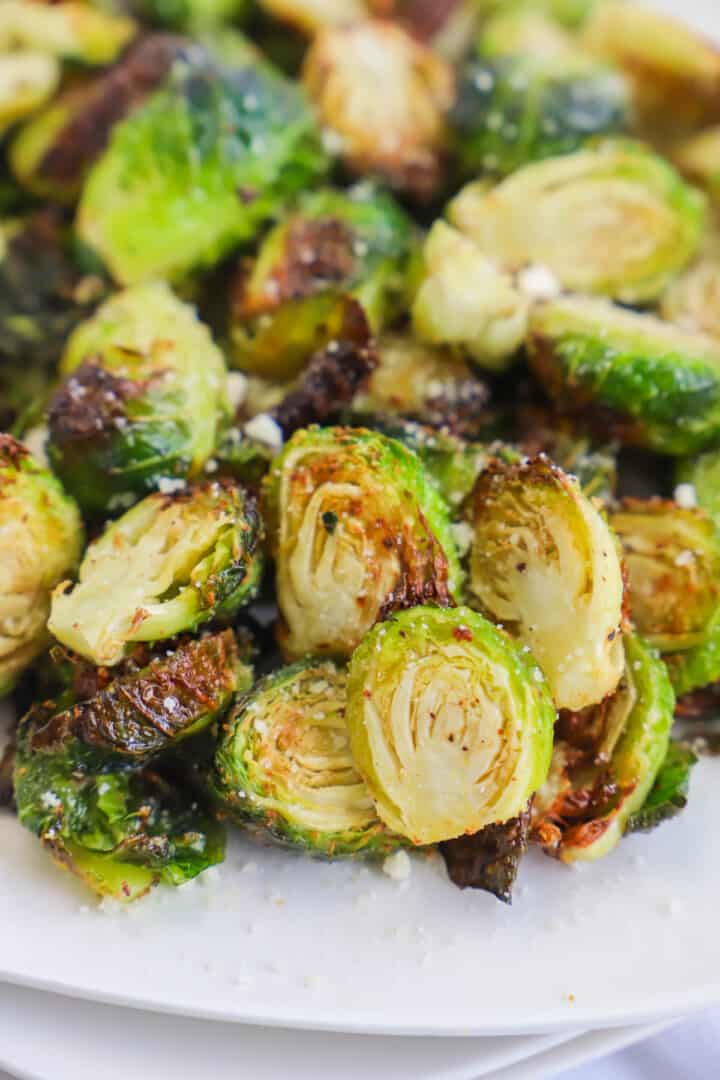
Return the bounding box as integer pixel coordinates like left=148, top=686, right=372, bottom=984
left=230, top=184, right=417, bottom=377
left=29, top=629, right=251, bottom=766
left=449, top=139, right=706, bottom=304
left=661, top=242, right=720, bottom=341
left=672, top=127, right=720, bottom=203
left=533, top=633, right=675, bottom=863
left=49, top=480, right=263, bottom=667
left=211, top=658, right=403, bottom=857
left=582, top=1, right=720, bottom=136
left=77, top=46, right=329, bottom=284
left=0, top=52, right=60, bottom=136
left=451, top=12, right=629, bottom=178
left=528, top=296, right=720, bottom=455
left=610, top=498, right=720, bottom=656
left=0, top=211, right=106, bottom=432
left=412, top=222, right=529, bottom=372
left=352, top=331, right=491, bottom=437
left=467, top=455, right=625, bottom=711
left=10, top=34, right=186, bottom=205
left=14, top=711, right=225, bottom=901
left=0, top=436, right=84, bottom=697
left=0, top=2, right=136, bottom=65
left=302, top=20, right=454, bottom=201
left=47, top=281, right=229, bottom=517
left=262, top=426, right=462, bottom=660
left=346, top=606, right=555, bottom=845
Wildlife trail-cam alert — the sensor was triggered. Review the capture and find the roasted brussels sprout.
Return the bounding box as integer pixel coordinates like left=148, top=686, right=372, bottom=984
left=211, top=658, right=403, bottom=856
left=126, top=0, right=250, bottom=31
left=0, top=436, right=84, bottom=697
left=77, top=45, right=329, bottom=284
left=451, top=12, right=629, bottom=178
left=412, top=223, right=528, bottom=372
left=263, top=426, right=462, bottom=660
left=0, top=52, right=60, bottom=137
left=230, top=184, right=417, bottom=378
left=47, top=281, right=229, bottom=517
left=450, top=139, right=706, bottom=304
left=0, top=2, right=136, bottom=65
left=583, top=1, right=720, bottom=136
left=0, top=211, right=106, bottom=431
left=467, top=455, right=625, bottom=711
left=10, top=34, right=186, bottom=205
left=610, top=498, right=720, bottom=657
left=528, top=296, right=720, bottom=455
left=346, top=606, right=555, bottom=845
left=302, top=20, right=454, bottom=201
left=352, top=331, right=491, bottom=437
left=14, top=711, right=225, bottom=900
left=533, top=633, right=675, bottom=863
left=29, top=629, right=251, bottom=766
left=49, top=480, right=263, bottom=666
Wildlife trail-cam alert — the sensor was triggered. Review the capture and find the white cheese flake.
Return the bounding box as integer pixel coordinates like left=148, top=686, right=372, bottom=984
left=674, top=483, right=697, bottom=509
left=517, top=264, right=561, bottom=302
left=244, top=413, right=284, bottom=450
left=382, top=850, right=412, bottom=882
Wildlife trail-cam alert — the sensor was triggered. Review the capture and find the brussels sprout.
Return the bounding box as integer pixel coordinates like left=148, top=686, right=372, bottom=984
left=676, top=449, right=720, bottom=527
left=346, top=606, right=555, bottom=845
left=661, top=244, right=720, bottom=341
left=0, top=211, right=106, bottom=431
left=533, top=633, right=675, bottom=863
left=211, top=658, right=403, bottom=856
left=77, top=46, right=329, bottom=284
left=302, top=20, right=454, bottom=201
left=0, top=436, right=84, bottom=698
left=467, top=455, right=625, bottom=711
left=412, top=223, right=529, bottom=372
left=257, top=0, right=366, bottom=34
left=477, top=0, right=601, bottom=31
left=0, top=52, right=60, bottom=137
left=351, top=332, right=491, bottom=437
left=440, top=806, right=531, bottom=904
left=610, top=498, right=720, bottom=656
left=528, top=296, right=720, bottom=456
left=29, top=629, right=251, bottom=766
left=14, top=711, right=225, bottom=900
left=519, top=426, right=617, bottom=504
left=127, top=0, right=249, bottom=31
left=47, top=281, right=229, bottom=517
left=230, top=184, right=417, bottom=378
left=0, top=2, right=136, bottom=65
left=263, top=426, right=462, bottom=660
left=451, top=12, right=629, bottom=179
left=582, top=1, right=720, bottom=136
left=10, top=35, right=187, bottom=205
left=672, top=127, right=720, bottom=203
left=213, top=427, right=275, bottom=489
left=49, top=480, right=263, bottom=666
left=627, top=742, right=697, bottom=834
left=450, top=139, right=706, bottom=305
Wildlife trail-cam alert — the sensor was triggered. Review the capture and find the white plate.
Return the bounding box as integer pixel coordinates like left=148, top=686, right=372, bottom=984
left=2, top=0, right=720, bottom=1044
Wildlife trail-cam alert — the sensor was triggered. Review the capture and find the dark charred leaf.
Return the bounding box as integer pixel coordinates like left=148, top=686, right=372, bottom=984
left=441, top=805, right=531, bottom=904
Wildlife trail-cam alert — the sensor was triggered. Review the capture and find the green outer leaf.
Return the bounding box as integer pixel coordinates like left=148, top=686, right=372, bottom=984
left=627, top=742, right=697, bottom=833
left=667, top=605, right=720, bottom=697
left=677, top=448, right=720, bottom=527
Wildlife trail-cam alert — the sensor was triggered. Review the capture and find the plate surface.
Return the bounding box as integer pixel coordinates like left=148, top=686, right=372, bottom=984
left=1, top=0, right=719, bottom=1043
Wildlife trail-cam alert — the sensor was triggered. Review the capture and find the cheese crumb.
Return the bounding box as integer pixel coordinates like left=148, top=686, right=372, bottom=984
left=451, top=521, right=474, bottom=556
left=157, top=477, right=186, bottom=495
left=226, top=372, right=249, bottom=410
left=382, top=850, right=412, bottom=882
left=244, top=413, right=284, bottom=450
left=517, top=265, right=561, bottom=302
left=674, top=483, right=697, bottom=509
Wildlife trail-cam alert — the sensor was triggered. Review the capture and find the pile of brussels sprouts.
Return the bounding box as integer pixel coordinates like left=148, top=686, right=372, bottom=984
left=2, top=0, right=720, bottom=906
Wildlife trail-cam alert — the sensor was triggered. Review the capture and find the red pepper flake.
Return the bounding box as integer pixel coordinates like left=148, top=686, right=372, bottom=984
left=363, top=689, right=372, bottom=699
left=121, top=881, right=131, bottom=898
left=453, top=625, right=473, bottom=642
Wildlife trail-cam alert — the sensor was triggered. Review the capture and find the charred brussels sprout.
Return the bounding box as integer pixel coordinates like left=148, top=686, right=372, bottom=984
left=263, top=426, right=461, bottom=660
left=49, top=480, right=263, bottom=666
left=451, top=13, right=629, bottom=178
left=583, top=1, right=720, bottom=136
left=211, top=658, right=402, bottom=856
left=468, top=456, right=625, bottom=712
left=77, top=46, right=329, bottom=284
left=450, top=139, right=706, bottom=304
left=230, top=184, right=417, bottom=378
left=14, top=714, right=225, bottom=901
left=610, top=499, right=720, bottom=657
left=0, top=2, right=136, bottom=65
left=47, top=281, right=229, bottom=517
left=412, top=223, right=528, bottom=372
left=29, top=629, right=251, bottom=766
left=346, top=606, right=555, bottom=845
left=0, top=436, right=84, bottom=696
left=0, top=52, right=60, bottom=137
left=528, top=297, right=720, bottom=455
left=533, top=634, right=675, bottom=863
left=302, top=20, right=454, bottom=201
